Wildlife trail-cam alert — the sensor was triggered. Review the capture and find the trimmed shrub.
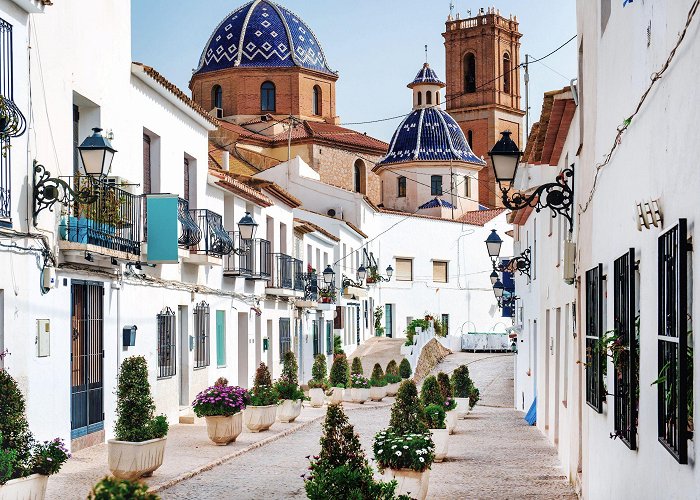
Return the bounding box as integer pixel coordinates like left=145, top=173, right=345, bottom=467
left=308, top=354, right=328, bottom=390
left=451, top=365, right=473, bottom=398
left=437, top=372, right=453, bottom=402
left=0, top=369, right=32, bottom=474
left=389, top=380, right=427, bottom=435
left=333, top=335, right=344, bottom=355
left=420, top=376, right=443, bottom=408
left=469, top=387, right=481, bottom=409
left=281, top=351, right=299, bottom=386
left=253, top=361, right=273, bottom=387
left=385, top=360, right=399, bottom=377
left=250, top=363, right=278, bottom=406
left=351, top=357, right=364, bottom=376
left=370, top=363, right=387, bottom=387
left=276, top=353, right=305, bottom=401
left=329, top=354, right=350, bottom=388
left=424, top=404, right=446, bottom=429
left=88, top=477, right=159, bottom=499
left=398, top=358, right=412, bottom=379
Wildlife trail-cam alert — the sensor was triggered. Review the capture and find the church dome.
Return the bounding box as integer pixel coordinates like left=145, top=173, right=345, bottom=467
left=408, top=63, right=445, bottom=88
left=195, top=0, right=335, bottom=76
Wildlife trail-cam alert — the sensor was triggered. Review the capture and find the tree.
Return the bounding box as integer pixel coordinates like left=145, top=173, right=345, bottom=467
left=351, top=356, right=364, bottom=376
left=451, top=365, right=473, bottom=398
left=309, top=354, right=328, bottom=389
left=420, top=376, right=443, bottom=408
left=329, top=354, right=350, bottom=388
left=389, top=380, right=427, bottom=435
left=370, top=363, right=385, bottom=385
left=0, top=369, right=32, bottom=479
left=399, top=358, right=412, bottom=379
left=437, top=372, right=453, bottom=401
left=282, top=352, right=299, bottom=386
left=385, top=360, right=399, bottom=377
left=333, top=335, right=344, bottom=355
left=254, top=362, right=273, bottom=387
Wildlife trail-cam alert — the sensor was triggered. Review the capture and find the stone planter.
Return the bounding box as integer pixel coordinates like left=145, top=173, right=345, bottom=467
left=244, top=405, right=277, bottom=432
left=204, top=413, right=242, bottom=445
left=386, top=382, right=400, bottom=396
left=383, top=468, right=430, bottom=500
left=309, top=388, right=325, bottom=408
left=370, top=385, right=386, bottom=401
left=351, top=387, right=370, bottom=404
left=343, top=388, right=353, bottom=402
left=446, top=409, right=458, bottom=435
left=455, top=397, right=470, bottom=419
left=329, top=387, right=344, bottom=404
left=107, top=437, right=167, bottom=480
left=278, top=399, right=302, bottom=423
left=0, top=473, right=48, bottom=500
left=430, top=428, right=449, bottom=462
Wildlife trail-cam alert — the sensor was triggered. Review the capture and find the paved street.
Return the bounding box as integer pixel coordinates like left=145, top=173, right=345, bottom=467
left=160, top=352, right=576, bottom=499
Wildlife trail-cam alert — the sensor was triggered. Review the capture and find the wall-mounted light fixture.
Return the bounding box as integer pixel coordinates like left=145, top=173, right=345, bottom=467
left=485, top=229, right=531, bottom=278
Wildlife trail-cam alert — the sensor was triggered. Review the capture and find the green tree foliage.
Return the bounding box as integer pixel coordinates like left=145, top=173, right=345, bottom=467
left=436, top=372, right=453, bottom=402
left=309, top=354, right=328, bottom=389
left=250, top=362, right=278, bottom=406
left=389, top=380, right=427, bottom=435
left=450, top=365, right=473, bottom=398
left=329, top=354, right=350, bottom=388
left=385, top=360, right=399, bottom=377
left=333, top=335, right=344, bottom=355
left=254, top=362, right=273, bottom=387
left=282, top=352, right=299, bottom=386
left=423, top=404, right=446, bottom=429
left=351, top=357, right=364, bottom=376
left=370, top=363, right=385, bottom=386
left=420, top=376, right=444, bottom=408
left=88, top=477, right=160, bottom=500
left=398, top=358, right=412, bottom=379
left=0, top=369, right=32, bottom=474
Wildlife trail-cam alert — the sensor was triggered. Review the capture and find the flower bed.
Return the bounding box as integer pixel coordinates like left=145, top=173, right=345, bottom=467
left=373, top=430, right=435, bottom=472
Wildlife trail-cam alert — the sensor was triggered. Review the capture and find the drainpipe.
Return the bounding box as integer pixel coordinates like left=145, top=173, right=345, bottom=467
left=221, top=150, right=230, bottom=172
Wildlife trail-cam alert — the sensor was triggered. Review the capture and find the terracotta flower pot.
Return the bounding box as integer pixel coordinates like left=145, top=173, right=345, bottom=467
left=455, top=397, right=470, bottom=419
left=204, top=413, right=242, bottom=445
left=351, top=387, right=370, bottom=403
left=386, top=382, right=400, bottom=396
left=244, top=405, right=277, bottom=432
left=309, top=388, right=325, bottom=407
left=278, top=399, right=302, bottom=423
left=430, top=428, right=449, bottom=462
left=0, top=473, right=48, bottom=500
left=383, top=468, right=430, bottom=500
left=446, top=409, right=458, bottom=435
left=108, top=437, right=167, bottom=480
left=330, top=387, right=344, bottom=404
left=370, top=385, right=386, bottom=401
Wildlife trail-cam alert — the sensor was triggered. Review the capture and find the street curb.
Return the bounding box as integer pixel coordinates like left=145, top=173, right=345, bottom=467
left=149, top=400, right=393, bottom=493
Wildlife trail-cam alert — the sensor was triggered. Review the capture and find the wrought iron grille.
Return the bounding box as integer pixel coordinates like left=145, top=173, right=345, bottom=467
left=312, top=320, right=320, bottom=356
left=190, top=209, right=234, bottom=257
left=301, top=272, right=319, bottom=301
left=279, top=318, right=291, bottom=363
left=326, top=320, right=333, bottom=355
left=178, top=198, right=201, bottom=248
left=0, top=137, right=8, bottom=225
left=194, top=301, right=210, bottom=369
left=223, top=232, right=271, bottom=278
left=658, top=219, right=690, bottom=464
left=157, top=307, right=176, bottom=379
left=270, top=253, right=294, bottom=289
left=613, top=249, right=637, bottom=449
left=585, top=264, right=604, bottom=413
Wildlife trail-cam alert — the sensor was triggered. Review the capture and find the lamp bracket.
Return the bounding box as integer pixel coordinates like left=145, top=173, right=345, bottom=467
left=33, top=161, right=98, bottom=225
left=342, top=274, right=364, bottom=289
left=494, top=247, right=532, bottom=279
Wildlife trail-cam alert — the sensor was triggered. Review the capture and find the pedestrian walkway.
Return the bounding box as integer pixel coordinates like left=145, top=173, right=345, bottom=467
left=348, top=336, right=405, bottom=377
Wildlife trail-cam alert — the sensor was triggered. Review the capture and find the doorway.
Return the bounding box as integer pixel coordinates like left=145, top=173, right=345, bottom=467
left=238, top=313, right=249, bottom=388
left=385, top=304, right=393, bottom=338
left=178, top=305, right=189, bottom=407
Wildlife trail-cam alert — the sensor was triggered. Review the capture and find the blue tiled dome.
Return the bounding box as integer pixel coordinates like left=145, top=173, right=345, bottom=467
left=195, top=0, right=335, bottom=76
left=378, top=107, right=485, bottom=167
left=408, top=63, right=445, bottom=88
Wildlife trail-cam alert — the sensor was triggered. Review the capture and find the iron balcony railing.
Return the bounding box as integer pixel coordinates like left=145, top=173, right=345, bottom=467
left=300, top=272, right=318, bottom=301
left=189, top=208, right=234, bottom=257
left=268, top=253, right=304, bottom=291
left=178, top=198, right=201, bottom=248
left=58, top=176, right=142, bottom=256
left=223, top=232, right=271, bottom=279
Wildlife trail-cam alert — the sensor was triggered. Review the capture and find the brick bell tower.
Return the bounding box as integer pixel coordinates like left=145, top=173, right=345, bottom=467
left=443, top=7, right=524, bottom=208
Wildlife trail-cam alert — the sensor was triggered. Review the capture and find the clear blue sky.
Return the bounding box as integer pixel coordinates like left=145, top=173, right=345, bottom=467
left=131, top=1, right=577, bottom=143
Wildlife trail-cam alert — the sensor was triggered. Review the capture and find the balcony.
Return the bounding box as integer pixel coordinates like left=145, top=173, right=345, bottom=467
left=58, top=176, right=142, bottom=259
left=223, top=232, right=271, bottom=279
left=185, top=208, right=234, bottom=265
left=266, top=253, right=304, bottom=297
left=177, top=198, right=201, bottom=249
left=296, top=272, right=318, bottom=308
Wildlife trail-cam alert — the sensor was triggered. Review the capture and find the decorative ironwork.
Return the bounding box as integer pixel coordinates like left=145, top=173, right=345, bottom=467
left=157, top=307, right=176, bottom=379
left=500, top=167, right=574, bottom=232
left=279, top=317, right=291, bottom=363
left=342, top=274, right=365, bottom=289
left=193, top=301, right=210, bottom=369
left=269, top=253, right=303, bottom=291
left=177, top=198, right=201, bottom=248
left=0, top=95, right=26, bottom=139
left=300, top=272, right=319, bottom=302
left=224, top=232, right=271, bottom=278
left=585, top=264, right=605, bottom=413
left=190, top=209, right=234, bottom=257
left=493, top=247, right=531, bottom=279
left=33, top=161, right=98, bottom=223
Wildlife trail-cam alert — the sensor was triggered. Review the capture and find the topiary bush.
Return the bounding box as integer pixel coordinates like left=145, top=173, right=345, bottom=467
left=329, top=354, right=350, bottom=388
left=451, top=365, right=473, bottom=398
left=351, top=357, right=364, bottom=376
left=281, top=351, right=299, bottom=386
left=420, top=376, right=443, bottom=408
left=308, top=354, right=328, bottom=390
left=370, top=363, right=387, bottom=387
left=115, top=356, right=168, bottom=442
left=88, top=476, right=159, bottom=499
left=389, top=380, right=427, bottom=435
left=276, top=353, right=305, bottom=401
left=250, top=362, right=278, bottom=406
left=398, top=358, right=412, bottom=379
left=469, top=387, right=481, bottom=409
left=0, top=369, right=32, bottom=476
left=333, top=335, right=344, bottom=355
left=385, top=360, right=399, bottom=377
left=423, top=404, right=446, bottom=430
left=437, top=372, right=456, bottom=410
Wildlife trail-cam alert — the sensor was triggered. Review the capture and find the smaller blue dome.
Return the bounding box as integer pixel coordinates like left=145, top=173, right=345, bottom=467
left=408, top=63, right=445, bottom=88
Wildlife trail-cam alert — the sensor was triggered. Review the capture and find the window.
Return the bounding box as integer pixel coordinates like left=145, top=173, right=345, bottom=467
left=464, top=53, right=476, bottom=93
left=157, top=307, right=176, bottom=378
left=353, top=159, right=365, bottom=193
left=658, top=219, right=691, bottom=463
left=143, top=134, right=152, bottom=194
left=313, top=85, right=321, bottom=116
left=426, top=91, right=432, bottom=105
left=211, top=84, right=223, bottom=109
left=385, top=304, right=393, bottom=338
left=183, top=157, right=190, bottom=201
left=614, top=249, right=637, bottom=450
left=465, top=176, right=472, bottom=198
left=433, top=261, right=448, bottom=283
left=194, top=301, right=210, bottom=369
left=417, top=91, right=422, bottom=106
left=441, top=314, right=449, bottom=335
left=0, top=18, right=13, bottom=226
left=467, top=130, right=473, bottom=148
left=279, top=318, right=291, bottom=362
left=216, top=310, right=226, bottom=367
left=585, top=264, right=604, bottom=413
left=397, top=176, right=407, bottom=198
left=436, top=92, right=440, bottom=105
left=395, top=258, right=413, bottom=282
left=261, top=81, right=276, bottom=112
left=503, top=53, right=511, bottom=93
left=313, top=320, right=321, bottom=356
left=431, top=175, right=443, bottom=196
left=326, top=320, right=333, bottom=355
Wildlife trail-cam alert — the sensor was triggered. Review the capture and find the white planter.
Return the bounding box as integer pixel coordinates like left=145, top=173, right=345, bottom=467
left=244, top=405, right=277, bottom=432
left=386, top=382, right=400, bottom=396
left=383, top=468, right=430, bottom=500
left=351, top=387, right=370, bottom=403
left=309, top=388, right=325, bottom=408
left=204, top=413, right=242, bottom=445
left=329, top=387, right=344, bottom=404
left=278, top=399, right=302, bottom=423
left=455, top=397, right=470, bottom=419
left=370, top=385, right=386, bottom=401
left=108, top=437, right=167, bottom=480
left=446, top=409, right=458, bottom=435
left=0, top=474, right=48, bottom=500
left=430, top=428, right=449, bottom=462
left=343, top=388, right=353, bottom=402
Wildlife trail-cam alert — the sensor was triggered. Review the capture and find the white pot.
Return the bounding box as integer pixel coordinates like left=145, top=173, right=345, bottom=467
left=278, top=399, right=302, bottom=423
left=446, top=409, right=458, bottom=435
left=383, top=468, right=430, bottom=500
left=108, top=437, right=167, bottom=480
left=351, top=387, right=370, bottom=403
left=309, top=388, right=325, bottom=407
left=343, top=388, right=353, bottom=402
left=430, top=428, right=449, bottom=462
left=386, top=382, right=400, bottom=396
left=329, top=387, right=344, bottom=404
left=0, top=473, right=48, bottom=500
left=370, top=385, right=386, bottom=401
left=455, top=397, right=470, bottom=419
left=244, top=405, right=277, bottom=432
left=204, top=413, right=243, bottom=445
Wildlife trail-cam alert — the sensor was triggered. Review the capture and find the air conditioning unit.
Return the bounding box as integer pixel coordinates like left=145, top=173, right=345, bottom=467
left=210, top=107, right=224, bottom=119
left=105, top=176, right=136, bottom=193
left=327, top=207, right=343, bottom=219
left=563, top=241, right=576, bottom=284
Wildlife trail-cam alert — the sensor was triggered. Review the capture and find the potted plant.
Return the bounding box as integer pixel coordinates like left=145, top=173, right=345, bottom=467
left=437, top=372, right=458, bottom=434
left=192, top=377, right=248, bottom=445
left=399, top=358, right=412, bottom=380
left=318, top=288, right=335, bottom=304
left=304, top=404, right=398, bottom=499
left=329, top=354, right=349, bottom=404
left=423, top=404, right=448, bottom=462
left=451, top=365, right=473, bottom=418
left=308, top=354, right=329, bottom=408
left=370, top=363, right=388, bottom=401
left=350, top=373, right=371, bottom=404
left=88, top=477, right=159, bottom=499
left=109, top=356, right=169, bottom=480
left=244, top=363, right=279, bottom=432
left=373, top=380, right=434, bottom=500
left=384, top=360, right=402, bottom=397
left=469, top=387, right=480, bottom=411
left=374, top=307, right=385, bottom=336
left=276, top=352, right=305, bottom=423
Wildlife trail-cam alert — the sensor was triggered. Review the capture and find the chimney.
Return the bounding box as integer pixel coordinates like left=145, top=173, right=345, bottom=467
left=221, top=150, right=230, bottom=172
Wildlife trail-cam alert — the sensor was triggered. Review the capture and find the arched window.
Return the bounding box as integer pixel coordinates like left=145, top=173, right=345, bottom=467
left=397, top=176, right=407, bottom=198
left=467, top=130, right=473, bottom=148
left=212, top=85, right=223, bottom=109
left=503, top=53, right=511, bottom=94
left=313, top=85, right=322, bottom=116
left=261, top=81, right=276, bottom=112
left=417, top=91, right=422, bottom=106
left=431, top=175, right=443, bottom=196
left=353, top=159, right=366, bottom=194
left=426, top=91, right=432, bottom=105
left=464, top=53, right=476, bottom=93
left=436, top=92, right=440, bottom=105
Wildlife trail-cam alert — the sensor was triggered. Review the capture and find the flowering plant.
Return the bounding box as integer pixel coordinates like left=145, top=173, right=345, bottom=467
left=423, top=404, right=446, bottom=430
left=29, top=439, right=71, bottom=476
left=350, top=373, right=370, bottom=389
left=444, top=396, right=457, bottom=412
left=192, top=384, right=248, bottom=417
left=372, top=429, right=434, bottom=472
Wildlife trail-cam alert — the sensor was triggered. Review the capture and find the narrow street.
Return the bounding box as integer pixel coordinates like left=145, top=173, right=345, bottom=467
left=160, top=352, right=575, bottom=499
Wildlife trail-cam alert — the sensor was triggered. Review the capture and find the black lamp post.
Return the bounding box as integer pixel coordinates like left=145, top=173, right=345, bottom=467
left=322, top=265, right=335, bottom=286
left=231, top=211, right=259, bottom=255
left=485, top=228, right=532, bottom=279
left=490, top=270, right=499, bottom=286
left=77, top=128, right=117, bottom=177
left=489, top=131, right=574, bottom=232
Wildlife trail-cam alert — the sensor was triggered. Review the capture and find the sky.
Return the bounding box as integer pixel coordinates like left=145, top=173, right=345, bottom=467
left=131, top=1, right=577, bottom=143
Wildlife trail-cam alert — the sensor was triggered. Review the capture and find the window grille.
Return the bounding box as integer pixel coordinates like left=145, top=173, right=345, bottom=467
left=431, top=175, right=443, bottom=196
left=397, top=176, right=406, bottom=198
left=157, top=307, right=176, bottom=378
left=313, top=320, right=320, bottom=356
left=193, top=301, right=210, bottom=369
left=586, top=264, right=604, bottom=413
left=279, top=318, right=291, bottom=362
left=326, top=320, right=333, bottom=355
left=0, top=18, right=15, bottom=225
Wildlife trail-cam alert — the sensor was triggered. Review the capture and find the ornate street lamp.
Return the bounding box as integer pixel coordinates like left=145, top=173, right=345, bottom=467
left=489, top=131, right=574, bottom=232
left=490, top=270, right=499, bottom=286
left=77, top=128, right=117, bottom=177
left=485, top=228, right=532, bottom=279
left=493, top=279, right=504, bottom=298
left=231, top=212, right=259, bottom=255
left=357, top=264, right=367, bottom=282
left=485, top=229, right=503, bottom=259
left=322, top=265, right=335, bottom=286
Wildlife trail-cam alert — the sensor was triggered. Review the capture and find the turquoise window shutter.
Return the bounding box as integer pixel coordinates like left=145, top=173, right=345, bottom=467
left=146, top=195, right=179, bottom=263
left=216, top=310, right=226, bottom=367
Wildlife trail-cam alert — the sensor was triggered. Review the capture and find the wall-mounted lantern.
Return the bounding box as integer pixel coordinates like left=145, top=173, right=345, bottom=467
left=122, top=325, right=137, bottom=347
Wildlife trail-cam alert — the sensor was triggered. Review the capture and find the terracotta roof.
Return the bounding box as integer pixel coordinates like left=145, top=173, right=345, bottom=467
left=377, top=207, right=495, bottom=226
left=456, top=208, right=507, bottom=226
left=293, top=218, right=341, bottom=242
left=208, top=143, right=281, bottom=176
left=132, top=63, right=219, bottom=127
left=507, top=203, right=536, bottom=226
left=296, top=209, right=369, bottom=239
left=344, top=221, right=368, bottom=239
left=260, top=182, right=302, bottom=208
left=208, top=169, right=274, bottom=207
left=523, top=87, right=575, bottom=166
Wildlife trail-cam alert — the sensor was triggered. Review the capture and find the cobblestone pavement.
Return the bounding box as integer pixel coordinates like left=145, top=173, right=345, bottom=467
left=161, top=352, right=576, bottom=499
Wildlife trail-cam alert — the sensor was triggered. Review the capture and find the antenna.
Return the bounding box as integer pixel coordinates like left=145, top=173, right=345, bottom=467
left=449, top=0, right=455, bottom=17
left=425, top=44, right=428, bottom=64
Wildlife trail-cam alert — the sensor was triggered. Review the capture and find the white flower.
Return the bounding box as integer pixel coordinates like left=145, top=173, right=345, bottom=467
left=395, top=451, right=402, bottom=456
left=419, top=457, right=425, bottom=463
left=403, top=445, right=408, bottom=449
left=391, top=445, right=397, bottom=449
